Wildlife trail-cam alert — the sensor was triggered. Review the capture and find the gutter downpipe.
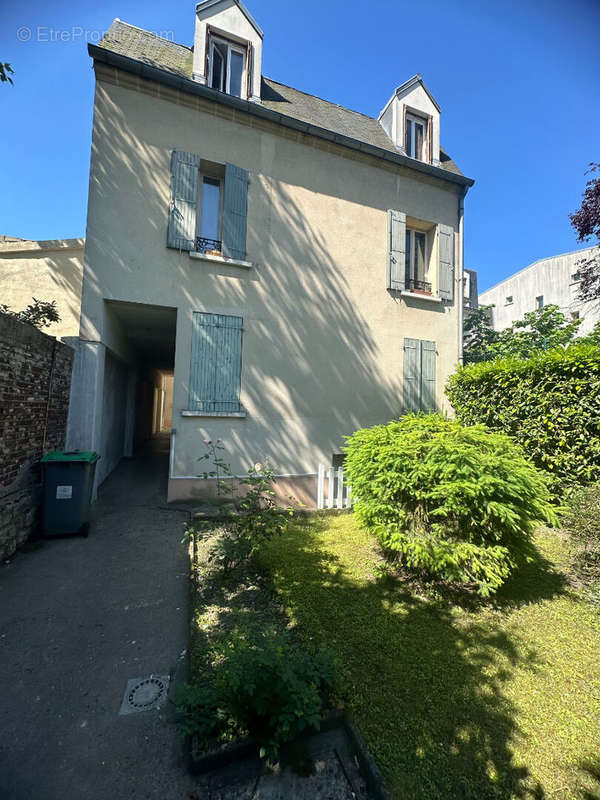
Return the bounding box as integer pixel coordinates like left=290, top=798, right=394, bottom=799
left=457, top=188, right=467, bottom=366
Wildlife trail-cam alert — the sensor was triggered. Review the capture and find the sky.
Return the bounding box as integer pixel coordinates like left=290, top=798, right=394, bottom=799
left=1, top=0, right=599, bottom=291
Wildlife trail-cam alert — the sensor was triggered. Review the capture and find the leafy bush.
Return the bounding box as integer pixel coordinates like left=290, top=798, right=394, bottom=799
left=190, top=440, right=295, bottom=569
left=344, top=414, right=557, bottom=596
left=175, top=632, right=335, bottom=761
left=447, top=344, right=600, bottom=498
left=563, top=483, right=600, bottom=591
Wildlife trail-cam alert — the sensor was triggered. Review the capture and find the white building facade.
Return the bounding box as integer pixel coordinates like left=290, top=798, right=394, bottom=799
left=479, top=247, right=600, bottom=335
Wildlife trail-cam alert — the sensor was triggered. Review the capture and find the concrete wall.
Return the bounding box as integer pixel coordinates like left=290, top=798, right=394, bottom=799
left=98, top=350, right=129, bottom=485
left=0, top=239, right=84, bottom=340
left=0, top=313, right=74, bottom=559
left=480, top=247, right=600, bottom=335
left=77, top=63, right=464, bottom=502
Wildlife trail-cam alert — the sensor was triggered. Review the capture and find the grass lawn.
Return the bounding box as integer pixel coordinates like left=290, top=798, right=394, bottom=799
left=256, top=514, right=600, bottom=800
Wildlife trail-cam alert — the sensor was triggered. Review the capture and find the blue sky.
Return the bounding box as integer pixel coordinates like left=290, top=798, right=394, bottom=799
left=1, top=0, right=599, bottom=291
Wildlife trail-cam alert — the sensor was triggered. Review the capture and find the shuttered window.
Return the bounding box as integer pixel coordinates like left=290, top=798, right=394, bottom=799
left=387, top=209, right=406, bottom=291
left=189, top=313, right=243, bottom=413
left=167, top=151, right=248, bottom=261
left=403, top=338, right=436, bottom=411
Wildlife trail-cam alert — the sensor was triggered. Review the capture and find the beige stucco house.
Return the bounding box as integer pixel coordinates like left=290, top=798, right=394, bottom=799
left=0, top=236, right=84, bottom=340
left=67, top=0, right=474, bottom=503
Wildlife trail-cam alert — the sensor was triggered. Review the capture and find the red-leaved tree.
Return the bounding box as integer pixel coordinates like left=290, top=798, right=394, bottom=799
left=570, top=162, right=600, bottom=302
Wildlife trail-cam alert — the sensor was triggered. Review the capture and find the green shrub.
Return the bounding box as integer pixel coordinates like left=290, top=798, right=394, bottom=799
left=446, top=344, right=600, bottom=498
left=175, top=632, right=335, bottom=762
left=344, top=414, right=557, bottom=596
left=563, top=482, right=600, bottom=591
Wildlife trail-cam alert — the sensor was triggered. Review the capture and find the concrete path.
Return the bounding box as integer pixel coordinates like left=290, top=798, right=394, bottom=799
left=1, top=438, right=372, bottom=799
left=0, top=438, right=196, bottom=799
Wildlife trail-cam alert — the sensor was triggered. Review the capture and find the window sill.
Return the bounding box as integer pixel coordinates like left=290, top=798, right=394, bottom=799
left=401, top=290, right=442, bottom=304
left=189, top=251, right=254, bottom=269
left=181, top=409, right=247, bottom=418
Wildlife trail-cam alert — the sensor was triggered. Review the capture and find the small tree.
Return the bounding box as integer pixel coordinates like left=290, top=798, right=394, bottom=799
left=463, top=304, right=498, bottom=363
left=570, top=162, right=600, bottom=303
left=0, top=298, right=61, bottom=329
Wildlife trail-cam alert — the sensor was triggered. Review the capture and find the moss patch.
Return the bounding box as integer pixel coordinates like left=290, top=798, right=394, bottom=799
left=257, top=514, right=600, bottom=800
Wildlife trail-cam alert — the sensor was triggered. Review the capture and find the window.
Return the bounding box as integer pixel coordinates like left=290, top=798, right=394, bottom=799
left=536, top=295, right=544, bottom=309
left=209, top=36, right=246, bottom=98
left=571, top=271, right=581, bottom=282
left=405, top=113, right=428, bottom=160
left=571, top=311, right=580, bottom=320
left=404, top=338, right=436, bottom=411
left=189, top=313, right=243, bottom=413
left=405, top=229, right=430, bottom=292
left=197, top=175, right=222, bottom=253
left=505, top=296, right=513, bottom=305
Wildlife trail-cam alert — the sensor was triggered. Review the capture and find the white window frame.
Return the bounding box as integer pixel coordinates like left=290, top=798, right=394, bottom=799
left=405, top=113, right=428, bottom=161
left=196, top=171, right=224, bottom=249
left=405, top=228, right=430, bottom=290
left=208, top=35, right=247, bottom=98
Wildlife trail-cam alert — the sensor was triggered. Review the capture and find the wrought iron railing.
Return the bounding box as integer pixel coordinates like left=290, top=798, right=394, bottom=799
left=405, top=278, right=432, bottom=293
left=195, top=237, right=222, bottom=254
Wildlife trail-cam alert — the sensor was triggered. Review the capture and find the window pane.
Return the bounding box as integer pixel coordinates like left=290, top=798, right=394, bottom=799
left=211, top=42, right=227, bottom=91
left=415, top=232, right=426, bottom=280
left=405, top=120, right=412, bottom=157
left=200, top=177, right=221, bottom=241
left=405, top=230, right=411, bottom=282
left=229, top=50, right=244, bottom=97
left=415, top=123, right=424, bottom=160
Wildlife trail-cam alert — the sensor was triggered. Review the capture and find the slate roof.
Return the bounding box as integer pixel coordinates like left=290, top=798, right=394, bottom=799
left=94, top=20, right=465, bottom=179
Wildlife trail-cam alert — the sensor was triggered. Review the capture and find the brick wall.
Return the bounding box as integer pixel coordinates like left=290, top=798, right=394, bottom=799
left=0, top=313, right=74, bottom=559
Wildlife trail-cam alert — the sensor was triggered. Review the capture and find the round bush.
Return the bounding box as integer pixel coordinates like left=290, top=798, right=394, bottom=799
left=344, top=414, right=557, bottom=595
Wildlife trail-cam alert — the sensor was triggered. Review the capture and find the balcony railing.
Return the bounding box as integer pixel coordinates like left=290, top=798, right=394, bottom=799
left=405, top=278, right=432, bottom=294
left=195, top=237, right=222, bottom=254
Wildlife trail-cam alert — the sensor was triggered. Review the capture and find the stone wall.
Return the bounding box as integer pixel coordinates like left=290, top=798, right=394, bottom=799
left=0, top=313, right=74, bottom=559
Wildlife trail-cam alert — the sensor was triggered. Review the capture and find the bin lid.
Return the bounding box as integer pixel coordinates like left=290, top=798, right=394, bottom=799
left=41, top=450, right=99, bottom=463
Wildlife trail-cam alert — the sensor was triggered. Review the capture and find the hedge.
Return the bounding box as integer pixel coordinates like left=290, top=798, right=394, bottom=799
left=446, top=344, right=600, bottom=497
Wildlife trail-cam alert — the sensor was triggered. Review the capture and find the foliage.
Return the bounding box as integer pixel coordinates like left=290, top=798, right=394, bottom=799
left=447, top=344, right=600, bottom=498
left=464, top=304, right=582, bottom=363
left=563, top=482, right=600, bottom=590
left=189, top=440, right=295, bottom=568
left=258, top=515, right=600, bottom=800
left=175, top=631, right=335, bottom=762
left=344, top=414, right=556, bottom=596
left=0, top=62, right=14, bottom=85
left=570, top=162, right=600, bottom=303
left=0, top=298, right=60, bottom=329
left=463, top=304, right=499, bottom=363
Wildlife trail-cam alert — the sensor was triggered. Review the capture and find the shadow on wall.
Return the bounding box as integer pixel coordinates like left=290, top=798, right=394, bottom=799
left=85, top=82, right=422, bottom=479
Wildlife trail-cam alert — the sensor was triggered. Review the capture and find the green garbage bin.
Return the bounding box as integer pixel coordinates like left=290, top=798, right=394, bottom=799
left=41, top=451, right=100, bottom=537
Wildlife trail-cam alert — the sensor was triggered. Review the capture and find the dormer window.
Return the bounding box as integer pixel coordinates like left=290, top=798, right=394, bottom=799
left=405, top=113, right=428, bottom=161
left=208, top=36, right=246, bottom=98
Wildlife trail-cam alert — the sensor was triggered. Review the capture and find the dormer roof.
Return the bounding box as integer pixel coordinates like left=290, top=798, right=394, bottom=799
left=378, top=74, right=441, bottom=120
left=195, top=0, right=264, bottom=38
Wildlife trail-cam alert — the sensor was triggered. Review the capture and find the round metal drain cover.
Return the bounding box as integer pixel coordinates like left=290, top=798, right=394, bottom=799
left=127, top=677, right=167, bottom=709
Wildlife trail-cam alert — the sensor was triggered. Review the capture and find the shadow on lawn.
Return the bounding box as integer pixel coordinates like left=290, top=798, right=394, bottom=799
left=258, top=517, right=571, bottom=800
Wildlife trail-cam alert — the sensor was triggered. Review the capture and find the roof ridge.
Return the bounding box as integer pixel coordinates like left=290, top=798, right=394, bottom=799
left=109, top=19, right=192, bottom=52
left=263, top=76, right=380, bottom=123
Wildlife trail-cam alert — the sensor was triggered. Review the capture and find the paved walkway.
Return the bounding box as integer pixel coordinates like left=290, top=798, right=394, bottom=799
left=1, top=438, right=372, bottom=799
left=0, top=438, right=195, bottom=799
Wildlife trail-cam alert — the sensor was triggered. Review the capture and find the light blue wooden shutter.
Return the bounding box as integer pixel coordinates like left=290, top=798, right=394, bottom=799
left=388, top=210, right=406, bottom=291
left=222, top=163, right=248, bottom=261
left=167, top=150, right=200, bottom=251
left=404, top=338, right=437, bottom=411
left=420, top=340, right=436, bottom=410
left=190, top=313, right=243, bottom=412
left=438, top=224, right=454, bottom=300
left=403, top=338, right=420, bottom=411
